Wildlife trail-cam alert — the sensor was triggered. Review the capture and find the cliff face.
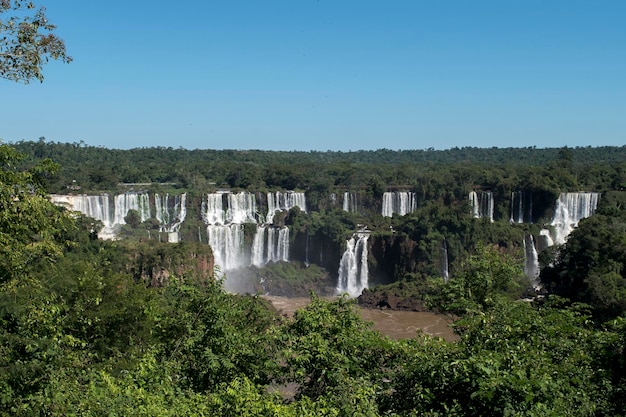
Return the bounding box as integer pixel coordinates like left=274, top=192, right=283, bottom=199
left=288, top=231, right=432, bottom=285
left=368, top=234, right=421, bottom=285
left=289, top=230, right=343, bottom=277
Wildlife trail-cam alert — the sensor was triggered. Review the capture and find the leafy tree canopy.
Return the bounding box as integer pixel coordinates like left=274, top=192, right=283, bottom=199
left=0, top=1, right=71, bottom=83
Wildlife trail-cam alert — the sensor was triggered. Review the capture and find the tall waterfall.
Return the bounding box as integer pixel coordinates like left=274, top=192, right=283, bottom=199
left=510, top=191, right=533, bottom=223
left=114, top=193, right=151, bottom=226
left=469, top=191, right=494, bottom=222
left=154, top=193, right=187, bottom=242
left=342, top=192, right=358, bottom=213
left=523, top=234, right=540, bottom=288
left=203, top=192, right=253, bottom=271
left=336, top=232, right=369, bottom=297
left=550, top=192, right=600, bottom=245
left=266, top=191, right=307, bottom=223
left=251, top=226, right=290, bottom=267
left=382, top=191, right=417, bottom=217
left=202, top=192, right=227, bottom=225
left=202, top=191, right=295, bottom=272
left=207, top=224, right=246, bottom=272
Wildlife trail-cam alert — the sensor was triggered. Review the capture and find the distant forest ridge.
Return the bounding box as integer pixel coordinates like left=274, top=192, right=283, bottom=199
left=9, top=139, right=626, bottom=166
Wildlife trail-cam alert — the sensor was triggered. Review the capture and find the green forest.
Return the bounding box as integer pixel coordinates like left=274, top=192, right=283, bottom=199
left=1, top=140, right=625, bottom=416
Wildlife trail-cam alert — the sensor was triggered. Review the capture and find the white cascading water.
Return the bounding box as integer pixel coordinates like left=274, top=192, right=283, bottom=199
left=269, top=227, right=289, bottom=263
left=523, top=234, right=540, bottom=288
left=510, top=191, right=532, bottom=224
left=441, top=239, right=449, bottom=283
left=52, top=193, right=151, bottom=239
left=226, top=192, right=257, bottom=224
left=469, top=191, right=494, bottom=222
left=382, top=191, right=417, bottom=217
left=154, top=193, right=187, bottom=242
left=251, top=226, right=290, bottom=267
left=203, top=192, right=250, bottom=271
left=202, top=192, right=227, bottom=225
left=336, top=232, right=369, bottom=297
left=550, top=192, right=600, bottom=245
left=207, top=224, right=246, bottom=272
left=49, top=194, right=116, bottom=239
left=114, top=193, right=151, bottom=226
left=203, top=191, right=299, bottom=272
left=342, top=192, right=358, bottom=213
left=250, top=226, right=266, bottom=267
left=266, top=191, right=307, bottom=223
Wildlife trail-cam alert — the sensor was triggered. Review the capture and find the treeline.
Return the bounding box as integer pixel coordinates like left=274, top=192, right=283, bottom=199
left=10, top=139, right=626, bottom=198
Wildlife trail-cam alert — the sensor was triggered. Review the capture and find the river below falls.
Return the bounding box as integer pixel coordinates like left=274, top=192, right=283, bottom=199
left=263, top=296, right=458, bottom=342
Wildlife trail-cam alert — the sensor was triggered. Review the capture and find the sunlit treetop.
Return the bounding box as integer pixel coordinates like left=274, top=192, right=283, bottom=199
left=0, top=0, right=71, bottom=83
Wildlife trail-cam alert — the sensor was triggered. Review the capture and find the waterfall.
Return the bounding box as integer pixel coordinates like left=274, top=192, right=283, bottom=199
left=203, top=192, right=252, bottom=271
left=202, top=192, right=226, bottom=225
left=154, top=193, right=168, bottom=226
left=155, top=193, right=187, bottom=241
left=51, top=192, right=156, bottom=239
left=226, top=192, right=257, bottom=224
left=441, top=239, right=449, bottom=283
left=266, top=191, right=307, bottom=223
left=523, top=234, right=540, bottom=288
left=469, top=191, right=494, bottom=222
left=113, top=193, right=151, bottom=226
left=510, top=191, right=533, bottom=223
left=251, top=226, right=266, bottom=267
left=277, top=227, right=289, bottom=262
left=202, top=191, right=295, bottom=272
left=336, top=232, right=369, bottom=297
left=207, top=224, right=246, bottom=272
left=469, top=191, right=479, bottom=218
left=305, top=229, right=310, bottom=267
left=550, top=192, right=600, bottom=245
left=342, top=192, right=358, bottom=213
left=49, top=194, right=112, bottom=226
left=49, top=194, right=116, bottom=239
left=251, top=226, right=290, bottom=267
left=382, top=193, right=393, bottom=218
left=382, top=191, right=417, bottom=217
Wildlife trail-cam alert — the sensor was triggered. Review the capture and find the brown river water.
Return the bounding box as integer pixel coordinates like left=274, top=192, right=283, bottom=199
left=263, top=296, right=458, bottom=342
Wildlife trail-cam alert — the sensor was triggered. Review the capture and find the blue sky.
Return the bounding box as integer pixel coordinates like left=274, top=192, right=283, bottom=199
left=1, top=1, right=625, bottom=151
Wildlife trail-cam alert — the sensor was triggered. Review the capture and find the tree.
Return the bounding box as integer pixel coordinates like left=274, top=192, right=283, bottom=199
left=387, top=298, right=615, bottom=416
left=541, top=192, right=626, bottom=320
left=438, top=242, right=524, bottom=314
left=124, top=208, right=142, bottom=229
left=1, top=0, right=71, bottom=83
left=0, top=144, right=73, bottom=284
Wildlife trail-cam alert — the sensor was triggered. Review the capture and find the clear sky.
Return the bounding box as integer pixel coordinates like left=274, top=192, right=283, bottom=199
left=1, top=1, right=625, bottom=151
